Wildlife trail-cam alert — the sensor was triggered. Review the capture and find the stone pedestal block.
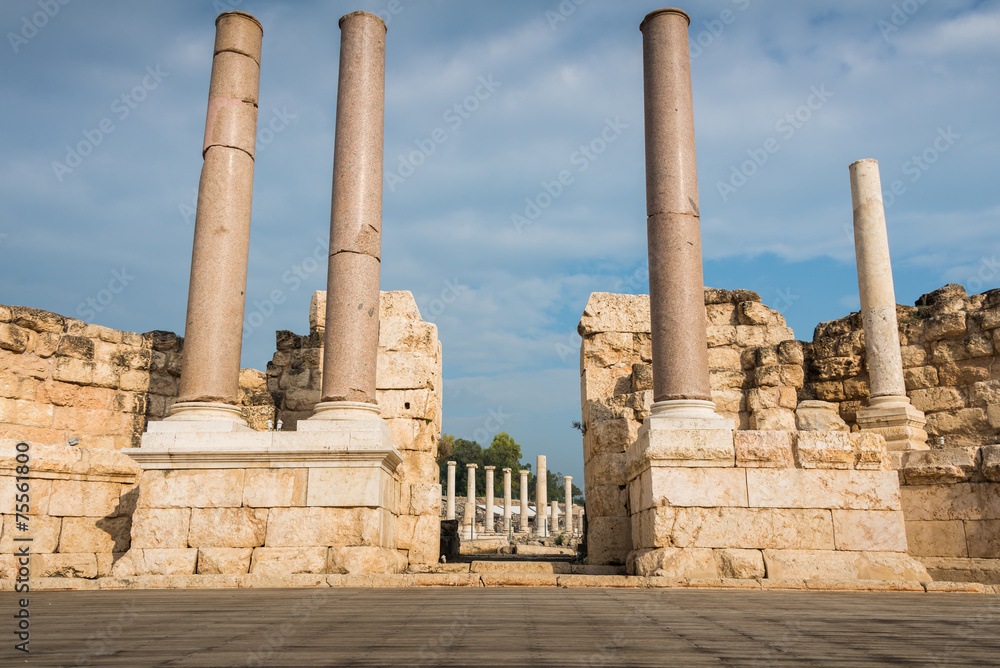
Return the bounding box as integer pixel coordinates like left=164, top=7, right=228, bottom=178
left=856, top=398, right=929, bottom=453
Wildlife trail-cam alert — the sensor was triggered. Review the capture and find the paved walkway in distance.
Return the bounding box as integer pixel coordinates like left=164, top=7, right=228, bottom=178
left=4, top=588, right=999, bottom=667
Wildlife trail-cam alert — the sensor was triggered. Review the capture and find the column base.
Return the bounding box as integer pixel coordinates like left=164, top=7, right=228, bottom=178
left=628, top=400, right=736, bottom=469
left=153, top=401, right=252, bottom=432
left=856, top=396, right=928, bottom=453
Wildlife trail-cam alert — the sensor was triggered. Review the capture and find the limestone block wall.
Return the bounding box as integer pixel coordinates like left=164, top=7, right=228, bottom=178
left=0, top=304, right=276, bottom=450
left=267, top=291, right=443, bottom=566
left=628, top=430, right=927, bottom=581
left=802, top=284, right=1000, bottom=445
left=898, top=446, right=1000, bottom=583
left=0, top=440, right=139, bottom=580
left=578, top=289, right=795, bottom=565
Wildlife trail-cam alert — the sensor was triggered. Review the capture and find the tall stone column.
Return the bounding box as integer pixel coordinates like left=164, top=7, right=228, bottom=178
left=167, top=11, right=263, bottom=429
left=640, top=8, right=724, bottom=422
left=310, top=11, right=387, bottom=420
left=535, top=455, right=547, bottom=537
left=550, top=500, right=559, bottom=534
left=484, top=466, right=495, bottom=533
left=563, top=476, right=573, bottom=532
left=465, top=463, right=477, bottom=537
left=446, top=461, right=456, bottom=520
left=502, top=467, right=512, bottom=533
left=850, top=159, right=928, bottom=452
left=519, top=469, right=529, bottom=533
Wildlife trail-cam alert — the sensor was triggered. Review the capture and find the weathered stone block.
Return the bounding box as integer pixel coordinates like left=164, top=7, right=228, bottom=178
left=329, top=546, right=407, bottom=575
left=188, top=508, right=268, bottom=548
left=794, top=432, right=854, bottom=469
left=197, top=547, right=253, bottom=574
left=965, top=520, right=1000, bottom=558
left=749, top=408, right=796, bottom=431
left=585, top=484, right=627, bottom=518
left=249, top=547, right=328, bottom=575
left=734, top=430, right=794, bottom=468
left=903, top=366, right=938, bottom=390
left=112, top=548, right=198, bottom=576
left=904, top=520, right=968, bottom=557
left=832, top=510, right=907, bottom=552
left=138, top=469, right=245, bottom=508
left=306, top=467, right=394, bottom=508
left=264, top=507, right=383, bottom=547
left=131, top=508, right=190, bottom=549
left=900, top=482, right=1000, bottom=521
left=910, top=387, right=965, bottom=413
left=901, top=448, right=977, bottom=484
left=747, top=469, right=901, bottom=510
left=48, top=480, right=122, bottom=516
left=795, top=400, right=849, bottom=432
left=0, top=513, right=61, bottom=553
left=242, top=468, right=307, bottom=507
left=58, top=516, right=131, bottom=554
left=0, top=397, right=53, bottom=429
left=587, top=516, right=631, bottom=565
left=762, top=549, right=928, bottom=581
left=923, top=313, right=967, bottom=341
left=408, top=483, right=441, bottom=516
left=36, top=553, right=98, bottom=578
left=630, top=547, right=718, bottom=578
left=670, top=507, right=834, bottom=550
left=630, top=467, right=747, bottom=512
left=714, top=548, right=765, bottom=579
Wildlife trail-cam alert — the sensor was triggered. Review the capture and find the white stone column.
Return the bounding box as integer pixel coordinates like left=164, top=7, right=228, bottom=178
left=484, top=466, right=495, bottom=533
left=850, top=159, right=928, bottom=452
left=465, top=463, right=477, bottom=537
left=519, top=469, right=529, bottom=533
left=563, top=476, right=572, bottom=532
left=502, top=467, right=512, bottom=533
left=535, top=455, right=547, bottom=536
left=550, top=500, right=559, bottom=534
left=446, top=460, right=456, bottom=520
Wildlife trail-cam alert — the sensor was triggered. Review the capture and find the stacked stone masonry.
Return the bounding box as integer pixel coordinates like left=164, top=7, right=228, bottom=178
left=0, top=290, right=442, bottom=577
left=579, top=284, right=1000, bottom=568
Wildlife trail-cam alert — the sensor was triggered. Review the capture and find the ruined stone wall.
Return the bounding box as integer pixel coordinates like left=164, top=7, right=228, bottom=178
left=578, top=289, right=796, bottom=565
left=802, top=284, right=1000, bottom=446
left=266, top=291, right=443, bottom=565
left=0, top=304, right=275, bottom=451
left=898, top=446, right=1000, bottom=583
left=0, top=440, right=139, bottom=579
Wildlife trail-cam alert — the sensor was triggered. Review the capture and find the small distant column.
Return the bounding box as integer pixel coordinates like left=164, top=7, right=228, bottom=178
left=445, top=461, right=456, bottom=520
left=484, top=466, right=495, bottom=533
left=850, top=159, right=928, bottom=453
left=502, top=468, right=512, bottom=533
left=563, top=476, right=573, bottom=532
left=519, top=469, right=529, bottom=533
left=168, top=11, right=263, bottom=427
left=550, top=500, right=559, bottom=534
left=535, top=455, right=547, bottom=537
left=465, top=463, right=477, bottom=535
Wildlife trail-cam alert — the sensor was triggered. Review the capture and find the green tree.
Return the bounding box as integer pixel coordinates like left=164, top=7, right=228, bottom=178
left=483, top=432, right=523, bottom=496
left=436, top=435, right=484, bottom=493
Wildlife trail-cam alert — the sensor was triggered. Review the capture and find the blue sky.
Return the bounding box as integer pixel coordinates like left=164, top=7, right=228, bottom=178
left=2, top=0, right=998, bottom=484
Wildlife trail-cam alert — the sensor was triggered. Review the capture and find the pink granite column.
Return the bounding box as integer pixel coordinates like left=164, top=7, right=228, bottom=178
left=640, top=8, right=714, bottom=415
left=313, top=11, right=387, bottom=417
left=169, top=12, right=262, bottom=426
